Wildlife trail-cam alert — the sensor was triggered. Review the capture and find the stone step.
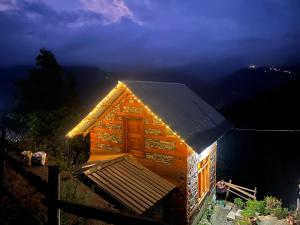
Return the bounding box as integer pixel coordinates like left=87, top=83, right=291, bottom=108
left=227, top=210, right=236, bottom=221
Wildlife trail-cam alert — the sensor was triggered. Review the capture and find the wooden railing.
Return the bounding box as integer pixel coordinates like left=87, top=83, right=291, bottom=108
left=0, top=147, right=166, bottom=225
left=224, top=180, right=257, bottom=201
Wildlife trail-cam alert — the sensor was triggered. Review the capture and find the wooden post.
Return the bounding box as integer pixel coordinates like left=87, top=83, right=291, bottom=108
left=0, top=127, right=6, bottom=191
left=225, top=179, right=232, bottom=201
left=48, top=165, right=60, bottom=225
left=0, top=148, right=6, bottom=191
left=0, top=149, right=3, bottom=192
left=253, top=187, right=257, bottom=200
left=297, top=184, right=300, bottom=211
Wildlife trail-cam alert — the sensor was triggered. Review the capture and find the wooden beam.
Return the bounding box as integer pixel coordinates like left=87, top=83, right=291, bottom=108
left=143, top=134, right=180, bottom=142
left=41, top=199, right=167, bottom=225
left=0, top=150, right=4, bottom=192
left=225, top=182, right=257, bottom=193
left=228, top=189, right=249, bottom=201
left=225, top=182, right=256, bottom=200
left=48, top=165, right=60, bottom=225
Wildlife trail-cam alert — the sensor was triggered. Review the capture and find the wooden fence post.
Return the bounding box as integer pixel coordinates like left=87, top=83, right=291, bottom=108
left=0, top=127, right=6, bottom=191
left=0, top=149, right=3, bottom=192
left=48, top=165, right=60, bottom=225
left=225, top=179, right=232, bottom=201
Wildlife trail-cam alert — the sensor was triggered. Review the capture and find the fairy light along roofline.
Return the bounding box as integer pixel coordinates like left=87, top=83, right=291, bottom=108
left=66, top=81, right=197, bottom=153
left=66, top=82, right=124, bottom=138
left=117, top=81, right=196, bottom=153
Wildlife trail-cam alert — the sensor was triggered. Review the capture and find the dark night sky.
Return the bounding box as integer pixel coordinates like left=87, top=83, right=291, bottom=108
left=1, top=1, right=300, bottom=208
left=0, top=0, right=300, bottom=73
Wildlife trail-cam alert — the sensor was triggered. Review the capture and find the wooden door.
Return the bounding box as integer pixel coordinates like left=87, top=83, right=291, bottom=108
left=124, top=117, right=144, bottom=157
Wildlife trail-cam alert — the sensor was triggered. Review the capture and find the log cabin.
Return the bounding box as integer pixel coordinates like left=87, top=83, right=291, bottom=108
left=66, top=81, right=232, bottom=225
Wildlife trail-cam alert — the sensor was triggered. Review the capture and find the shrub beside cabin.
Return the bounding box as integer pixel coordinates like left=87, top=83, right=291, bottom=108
left=67, top=81, right=232, bottom=225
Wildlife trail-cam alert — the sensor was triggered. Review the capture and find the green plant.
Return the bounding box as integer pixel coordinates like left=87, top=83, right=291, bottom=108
left=234, top=198, right=245, bottom=209
left=240, top=200, right=266, bottom=218
left=296, top=211, right=300, bottom=220
left=264, top=196, right=282, bottom=214
left=273, top=207, right=288, bottom=219
left=234, top=216, right=252, bottom=225
left=199, top=202, right=214, bottom=224
left=241, top=208, right=257, bottom=218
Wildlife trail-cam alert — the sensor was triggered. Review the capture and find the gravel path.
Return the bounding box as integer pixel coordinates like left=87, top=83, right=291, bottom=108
left=210, top=205, right=234, bottom=225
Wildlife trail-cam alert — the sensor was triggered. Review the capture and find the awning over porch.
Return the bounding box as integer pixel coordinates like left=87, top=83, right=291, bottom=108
left=83, top=155, right=176, bottom=215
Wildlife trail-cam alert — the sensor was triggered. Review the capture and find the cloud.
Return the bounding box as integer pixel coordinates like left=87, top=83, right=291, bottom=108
left=0, top=0, right=299, bottom=72
left=0, top=0, right=19, bottom=11
left=80, top=0, right=143, bottom=25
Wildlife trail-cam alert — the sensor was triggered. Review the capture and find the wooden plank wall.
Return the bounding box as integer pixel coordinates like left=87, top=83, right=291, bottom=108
left=89, top=88, right=188, bottom=224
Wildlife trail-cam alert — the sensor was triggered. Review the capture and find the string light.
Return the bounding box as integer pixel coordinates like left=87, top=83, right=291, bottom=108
left=117, top=81, right=195, bottom=151
left=66, top=81, right=200, bottom=155
left=66, top=82, right=123, bottom=137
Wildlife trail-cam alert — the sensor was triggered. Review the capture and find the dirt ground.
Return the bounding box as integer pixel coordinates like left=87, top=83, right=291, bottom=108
left=2, top=153, right=117, bottom=225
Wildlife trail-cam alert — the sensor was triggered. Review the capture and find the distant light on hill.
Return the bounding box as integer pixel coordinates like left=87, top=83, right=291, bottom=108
left=247, top=64, right=293, bottom=75
left=248, top=65, right=257, bottom=69
left=268, top=66, right=292, bottom=75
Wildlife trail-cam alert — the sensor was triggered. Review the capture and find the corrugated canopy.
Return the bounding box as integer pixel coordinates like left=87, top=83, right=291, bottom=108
left=83, top=156, right=176, bottom=215
left=122, top=81, right=232, bottom=152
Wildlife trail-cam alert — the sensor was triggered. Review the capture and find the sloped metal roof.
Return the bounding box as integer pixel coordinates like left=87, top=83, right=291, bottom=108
left=67, top=80, right=232, bottom=152
left=122, top=81, right=233, bottom=152
left=83, top=156, right=176, bottom=215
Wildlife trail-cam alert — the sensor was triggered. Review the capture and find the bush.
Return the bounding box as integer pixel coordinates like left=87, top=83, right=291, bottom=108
left=246, top=200, right=266, bottom=215
left=235, top=216, right=252, bottom=225
left=241, top=208, right=257, bottom=218
left=240, top=199, right=266, bottom=218
left=273, top=207, right=288, bottom=219
left=264, top=196, right=282, bottom=214
left=234, top=198, right=245, bottom=209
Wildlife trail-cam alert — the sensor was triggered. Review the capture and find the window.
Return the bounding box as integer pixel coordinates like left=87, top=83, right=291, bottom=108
left=198, top=156, right=210, bottom=198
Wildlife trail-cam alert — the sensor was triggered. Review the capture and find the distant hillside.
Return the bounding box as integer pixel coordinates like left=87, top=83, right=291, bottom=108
left=0, top=66, right=32, bottom=114
left=209, top=66, right=299, bottom=109
left=110, top=68, right=215, bottom=102
left=112, top=66, right=300, bottom=109
left=1, top=65, right=299, bottom=120
left=221, top=76, right=300, bottom=129
left=0, top=66, right=114, bottom=116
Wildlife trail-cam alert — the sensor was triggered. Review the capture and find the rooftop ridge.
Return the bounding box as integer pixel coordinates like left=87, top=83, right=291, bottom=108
left=120, top=80, right=186, bottom=86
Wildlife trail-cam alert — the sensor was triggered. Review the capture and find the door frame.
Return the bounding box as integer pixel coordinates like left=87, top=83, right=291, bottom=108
left=123, top=116, right=145, bottom=156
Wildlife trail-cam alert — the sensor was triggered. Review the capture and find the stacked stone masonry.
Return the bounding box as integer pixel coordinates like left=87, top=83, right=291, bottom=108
left=90, top=90, right=182, bottom=165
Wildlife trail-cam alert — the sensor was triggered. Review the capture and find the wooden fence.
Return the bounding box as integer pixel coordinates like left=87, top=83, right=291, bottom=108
left=224, top=180, right=257, bottom=201
left=0, top=146, right=166, bottom=225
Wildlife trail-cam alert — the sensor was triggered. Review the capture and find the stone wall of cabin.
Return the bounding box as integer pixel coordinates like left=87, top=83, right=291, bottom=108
left=89, top=88, right=188, bottom=224
left=186, top=143, right=217, bottom=224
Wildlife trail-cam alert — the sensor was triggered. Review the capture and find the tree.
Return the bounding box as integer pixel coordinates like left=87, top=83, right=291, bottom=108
left=10, top=48, right=85, bottom=166
left=14, top=48, right=66, bottom=113
left=36, top=48, right=60, bottom=69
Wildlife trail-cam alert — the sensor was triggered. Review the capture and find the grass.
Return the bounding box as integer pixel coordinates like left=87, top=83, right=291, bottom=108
left=3, top=161, right=114, bottom=225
